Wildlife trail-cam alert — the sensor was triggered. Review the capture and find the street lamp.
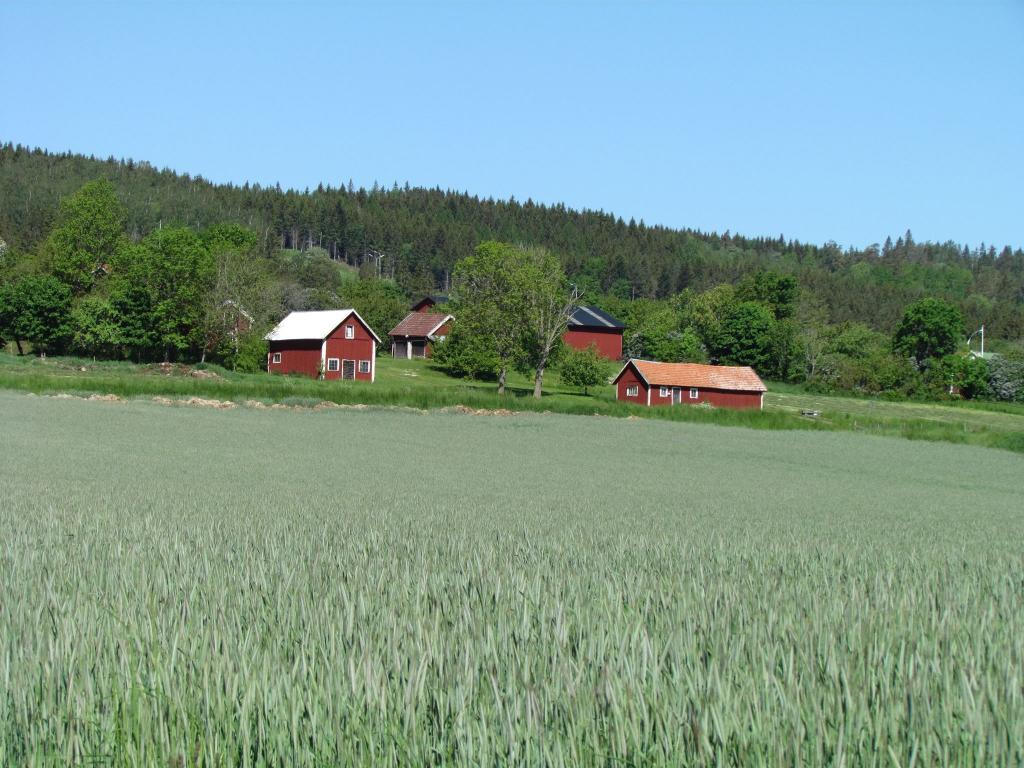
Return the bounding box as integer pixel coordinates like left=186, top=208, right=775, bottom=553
left=966, top=325, right=985, bottom=357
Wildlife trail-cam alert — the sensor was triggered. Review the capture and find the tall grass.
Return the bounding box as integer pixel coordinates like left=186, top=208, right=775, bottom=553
left=2, top=362, right=1024, bottom=453
left=1, top=393, right=1023, bottom=765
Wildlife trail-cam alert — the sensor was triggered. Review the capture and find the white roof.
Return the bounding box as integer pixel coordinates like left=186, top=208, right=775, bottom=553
left=264, top=309, right=381, bottom=343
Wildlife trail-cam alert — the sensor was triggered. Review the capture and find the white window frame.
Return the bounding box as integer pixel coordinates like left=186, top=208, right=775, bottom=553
left=626, top=385, right=639, bottom=397
left=271, top=352, right=281, bottom=364
left=345, top=324, right=355, bottom=339
left=660, top=386, right=669, bottom=397
left=327, top=358, right=340, bottom=372
left=358, top=360, right=370, bottom=374
left=690, top=387, right=699, bottom=399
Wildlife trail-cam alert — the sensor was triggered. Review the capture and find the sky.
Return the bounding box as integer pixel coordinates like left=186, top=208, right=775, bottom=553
left=1, top=0, right=1022, bottom=249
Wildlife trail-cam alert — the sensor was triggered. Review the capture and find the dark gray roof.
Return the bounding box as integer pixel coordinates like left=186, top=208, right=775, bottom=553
left=411, top=294, right=449, bottom=310
left=568, top=305, right=625, bottom=330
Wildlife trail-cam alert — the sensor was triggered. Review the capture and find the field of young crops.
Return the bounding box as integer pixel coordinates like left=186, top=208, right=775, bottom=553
left=2, top=391, right=1023, bottom=766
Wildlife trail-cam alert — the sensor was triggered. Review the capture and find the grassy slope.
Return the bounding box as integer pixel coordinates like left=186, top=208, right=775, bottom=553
left=1, top=350, right=1023, bottom=453
left=2, top=392, right=1022, bottom=764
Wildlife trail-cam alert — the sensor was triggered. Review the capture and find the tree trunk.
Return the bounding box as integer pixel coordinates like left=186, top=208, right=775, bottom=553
left=200, top=347, right=207, bottom=364
left=497, top=365, right=507, bottom=395
left=533, top=361, right=546, bottom=399
left=15, top=339, right=24, bottom=355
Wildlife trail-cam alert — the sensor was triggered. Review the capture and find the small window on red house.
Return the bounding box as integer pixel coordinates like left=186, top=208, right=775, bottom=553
left=690, top=387, right=699, bottom=399
left=659, top=386, right=669, bottom=397
left=271, top=353, right=281, bottom=364
left=327, top=358, right=340, bottom=372
left=345, top=325, right=355, bottom=339
left=626, top=385, right=639, bottom=397
left=358, top=360, right=370, bottom=373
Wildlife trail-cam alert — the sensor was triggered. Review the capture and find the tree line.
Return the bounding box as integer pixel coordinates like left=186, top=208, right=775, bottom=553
left=2, top=143, right=1023, bottom=341
left=1, top=150, right=1022, bottom=402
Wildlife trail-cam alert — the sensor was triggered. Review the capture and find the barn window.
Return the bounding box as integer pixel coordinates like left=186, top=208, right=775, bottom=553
left=358, top=360, right=370, bottom=373
left=690, top=387, right=699, bottom=399
left=660, top=386, right=669, bottom=397
left=345, top=325, right=355, bottom=339
left=327, top=358, right=340, bottom=372
left=626, top=385, right=639, bottom=397
left=271, top=353, right=281, bottom=364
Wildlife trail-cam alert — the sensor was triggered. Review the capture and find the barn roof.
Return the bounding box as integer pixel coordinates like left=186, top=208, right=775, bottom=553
left=614, top=359, right=767, bottom=392
left=568, top=305, right=625, bottom=330
left=411, top=294, right=449, bottom=310
left=389, top=312, right=452, bottom=338
left=265, top=309, right=382, bottom=343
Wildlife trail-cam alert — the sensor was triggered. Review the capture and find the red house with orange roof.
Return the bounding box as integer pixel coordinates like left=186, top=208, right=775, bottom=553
left=612, top=359, right=766, bottom=410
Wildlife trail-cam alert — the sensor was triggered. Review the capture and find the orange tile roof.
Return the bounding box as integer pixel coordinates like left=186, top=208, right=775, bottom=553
left=388, top=312, right=451, bottom=338
left=626, top=359, right=766, bottom=392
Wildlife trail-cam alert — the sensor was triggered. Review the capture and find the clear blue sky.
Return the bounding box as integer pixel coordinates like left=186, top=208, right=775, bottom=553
left=2, top=0, right=1022, bottom=249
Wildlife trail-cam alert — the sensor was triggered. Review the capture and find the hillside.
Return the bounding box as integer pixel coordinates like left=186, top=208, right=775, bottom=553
left=2, top=142, right=1022, bottom=338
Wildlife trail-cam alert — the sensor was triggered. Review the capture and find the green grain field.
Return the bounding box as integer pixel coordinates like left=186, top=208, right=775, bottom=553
left=2, top=391, right=1023, bottom=766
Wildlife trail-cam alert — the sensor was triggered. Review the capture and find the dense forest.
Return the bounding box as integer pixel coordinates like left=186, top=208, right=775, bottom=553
left=2, top=143, right=1023, bottom=340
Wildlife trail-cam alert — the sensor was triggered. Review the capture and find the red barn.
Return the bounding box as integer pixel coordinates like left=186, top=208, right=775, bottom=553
left=265, top=309, right=381, bottom=381
left=563, top=306, right=625, bottom=360
left=389, top=311, right=453, bottom=358
left=613, top=359, right=766, bottom=410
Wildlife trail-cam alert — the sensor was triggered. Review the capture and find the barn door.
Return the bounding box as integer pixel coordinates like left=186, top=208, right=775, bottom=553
left=342, top=360, right=356, bottom=380
left=672, top=387, right=682, bottom=405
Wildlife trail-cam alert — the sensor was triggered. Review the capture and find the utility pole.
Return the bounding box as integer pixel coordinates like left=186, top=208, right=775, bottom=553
left=364, top=247, right=384, bottom=279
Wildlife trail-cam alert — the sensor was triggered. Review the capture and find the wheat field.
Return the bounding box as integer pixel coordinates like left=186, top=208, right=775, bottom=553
left=2, top=391, right=1022, bottom=766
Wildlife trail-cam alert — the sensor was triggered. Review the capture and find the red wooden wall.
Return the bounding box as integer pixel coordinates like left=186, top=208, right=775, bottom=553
left=563, top=328, right=623, bottom=360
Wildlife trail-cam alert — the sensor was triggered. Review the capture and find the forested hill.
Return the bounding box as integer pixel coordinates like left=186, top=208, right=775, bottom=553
left=2, top=142, right=1022, bottom=338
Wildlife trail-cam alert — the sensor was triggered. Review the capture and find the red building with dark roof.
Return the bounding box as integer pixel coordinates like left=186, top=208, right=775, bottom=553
left=563, top=306, right=625, bottom=360
left=613, top=359, right=766, bottom=410
left=410, top=295, right=449, bottom=313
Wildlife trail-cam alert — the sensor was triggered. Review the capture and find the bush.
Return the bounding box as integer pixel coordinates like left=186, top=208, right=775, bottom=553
left=926, top=355, right=989, bottom=399
left=559, top=345, right=609, bottom=395
left=988, top=356, right=1024, bottom=402
left=228, top=331, right=269, bottom=374
left=431, top=330, right=499, bottom=380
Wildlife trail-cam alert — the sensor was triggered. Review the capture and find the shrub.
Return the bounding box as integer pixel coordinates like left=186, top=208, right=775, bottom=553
left=559, top=344, right=609, bottom=394
left=228, top=331, right=270, bottom=374
left=431, top=329, right=499, bottom=380
left=988, top=355, right=1024, bottom=402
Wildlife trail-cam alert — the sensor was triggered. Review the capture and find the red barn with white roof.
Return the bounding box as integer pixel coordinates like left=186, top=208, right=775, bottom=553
left=265, top=309, right=381, bottom=381
left=613, top=359, right=766, bottom=410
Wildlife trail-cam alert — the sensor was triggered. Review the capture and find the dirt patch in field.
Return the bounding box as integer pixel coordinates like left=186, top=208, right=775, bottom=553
left=444, top=405, right=518, bottom=417
left=186, top=397, right=235, bottom=409
left=42, top=393, right=123, bottom=403
left=189, top=369, right=222, bottom=380
left=149, top=396, right=235, bottom=409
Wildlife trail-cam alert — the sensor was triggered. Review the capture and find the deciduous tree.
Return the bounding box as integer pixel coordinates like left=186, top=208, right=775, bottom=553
left=0, top=275, right=72, bottom=354
left=893, top=298, right=964, bottom=369
left=44, top=180, right=126, bottom=295
left=451, top=241, right=531, bottom=394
